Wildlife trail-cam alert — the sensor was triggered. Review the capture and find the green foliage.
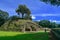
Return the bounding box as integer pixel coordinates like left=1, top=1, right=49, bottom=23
left=40, top=0, right=60, bottom=6
left=24, top=15, right=32, bottom=20
left=16, top=5, right=31, bottom=19
left=0, top=10, right=9, bottom=19
left=57, top=24, right=60, bottom=28
left=38, top=20, right=59, bottom=28
left=8, top=15, right=20, bottom=21
left=39, top=20, right=50, bottom=28
left=49, top=22, right=58, bottom=28
left=0, top=10, right=9, bottom=26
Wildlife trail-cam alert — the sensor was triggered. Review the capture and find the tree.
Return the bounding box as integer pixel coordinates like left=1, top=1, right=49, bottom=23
left=16, top=5, right=31, bottom=19
left=39, top=20, right=50, bottom=27
left=0, top=10, right=9, bottom=26
left=49, top=22, right=58, bottom=28
left=57, top=24, right=60, bottom=28
left=39, top=20, right=50, bottom=32
left=9, top=15, right=20, bottom=21
left=40, top=0, right=60, bottom=6
left=24, top=15, right=32, bottom=20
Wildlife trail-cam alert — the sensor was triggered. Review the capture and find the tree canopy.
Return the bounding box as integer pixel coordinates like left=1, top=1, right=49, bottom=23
left=39, top=20, right=50, bottom=28
left=39, top=20, right=58, bottom=28
left=16, top=5, right=31, bottom=19
left=49, top=22, right=58, bottom=28
left=40, top=0, right=60, bottom=6
left=0, top=10, right=9, bottom=26
left=0, top=10, right=9, bottom=20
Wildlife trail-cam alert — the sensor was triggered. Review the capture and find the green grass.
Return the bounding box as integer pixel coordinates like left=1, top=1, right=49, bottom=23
left=0, top=31, right=49, bottom=40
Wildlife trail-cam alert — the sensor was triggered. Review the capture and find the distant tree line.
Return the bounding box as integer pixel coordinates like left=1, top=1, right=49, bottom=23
left=38, top=20, right=60, bottom=28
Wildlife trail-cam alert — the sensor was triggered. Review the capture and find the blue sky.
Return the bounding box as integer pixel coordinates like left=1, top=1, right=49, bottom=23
left=0, top=0, right=60, bottom=23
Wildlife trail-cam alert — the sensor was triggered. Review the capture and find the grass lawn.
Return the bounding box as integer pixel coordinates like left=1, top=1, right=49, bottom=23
left=0, top=31, right=49, bottom=40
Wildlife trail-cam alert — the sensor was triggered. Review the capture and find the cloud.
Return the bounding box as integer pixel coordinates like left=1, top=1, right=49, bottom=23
left=31, top=16, right=36, bottom=19
left=49, top=20, right=60, bottom=23
left=49, top=20, right=56, bottom=22
left=35, top=20, right=40, bottom=21
left=32, top=14, right=60, bottom=17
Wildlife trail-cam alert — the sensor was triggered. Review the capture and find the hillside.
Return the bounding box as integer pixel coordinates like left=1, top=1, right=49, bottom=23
left=0, top=20, right=41, bottom=32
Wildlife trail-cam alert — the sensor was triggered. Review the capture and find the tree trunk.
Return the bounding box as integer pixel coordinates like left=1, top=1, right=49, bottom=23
left=18, top=12, right=20, bottom=18
left=22, top=13, right=24, bottom=19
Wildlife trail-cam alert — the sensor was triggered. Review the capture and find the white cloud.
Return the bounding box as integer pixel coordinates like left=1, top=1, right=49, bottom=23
left=32, top=14, right=60, bottom=17
left=36, top=20, right=40, bottom=21
left=31, top=16, right=36, bottom=19
left=49, top=20, right=60, bottom=23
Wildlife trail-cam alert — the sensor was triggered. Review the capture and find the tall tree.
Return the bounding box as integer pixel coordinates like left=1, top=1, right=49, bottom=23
left=40, top=0, right=60, bottom=6
left=0, top=10, right=9, bottom=26
left=16, top=5, right=31, bottom=19
left=24, top=8, right=32, bottom=20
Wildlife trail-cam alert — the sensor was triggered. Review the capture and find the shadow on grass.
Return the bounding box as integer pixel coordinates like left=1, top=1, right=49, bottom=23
left=0, top=32, right=49, bottom=40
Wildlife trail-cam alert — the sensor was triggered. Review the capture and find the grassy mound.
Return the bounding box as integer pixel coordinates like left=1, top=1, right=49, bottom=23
left=0, top=31, right=49, bottom=40
left=0, top=20, right=40, bottom=31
